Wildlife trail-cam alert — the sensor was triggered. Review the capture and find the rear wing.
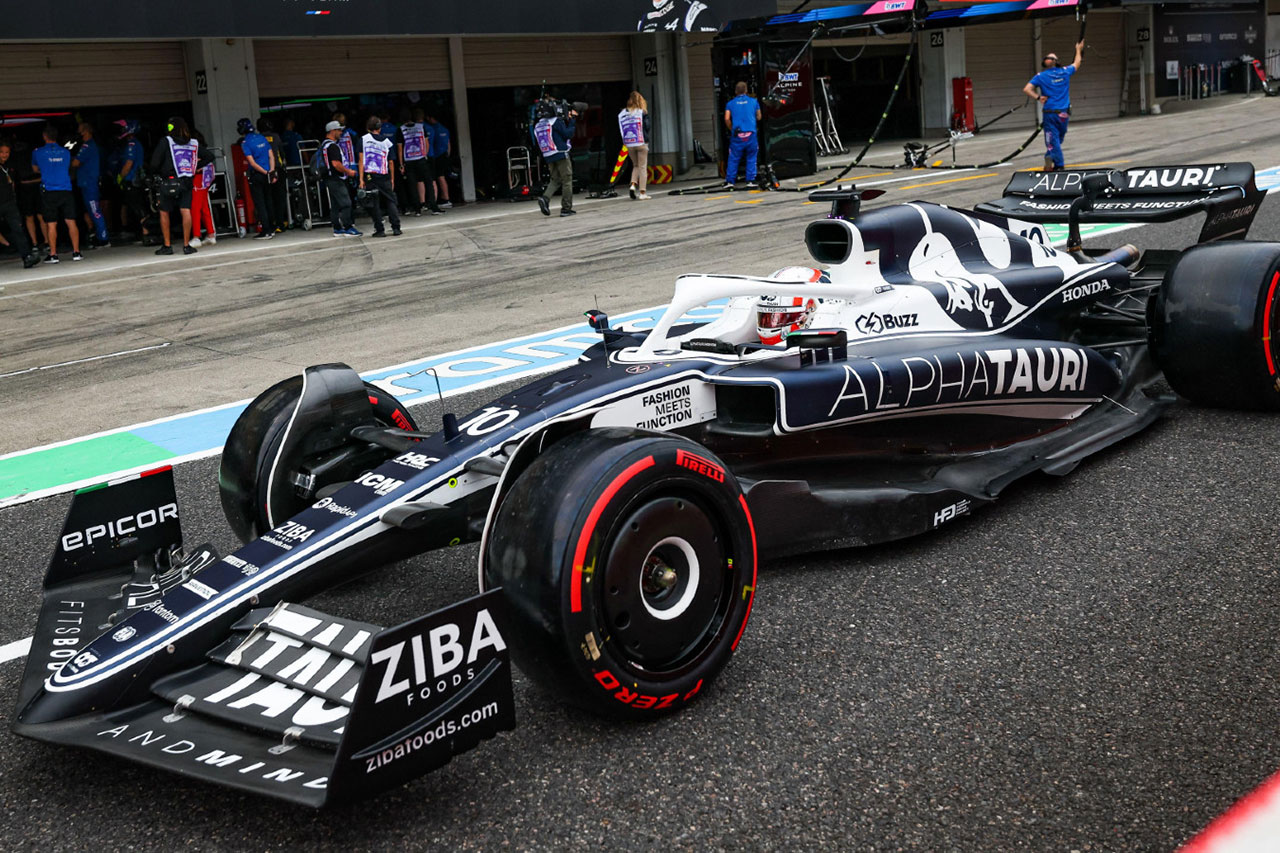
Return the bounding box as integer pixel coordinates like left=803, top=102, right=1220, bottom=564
left=974, top=163, right=1266, bottom=243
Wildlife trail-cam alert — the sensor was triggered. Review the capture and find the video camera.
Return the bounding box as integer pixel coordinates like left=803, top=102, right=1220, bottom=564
left=533, top=97, right=589, bottom=120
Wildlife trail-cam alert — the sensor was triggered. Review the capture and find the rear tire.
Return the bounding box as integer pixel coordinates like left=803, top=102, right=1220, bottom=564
left=1150, top=241, right=1280, bottom=410
left=485, top=429, right=758, bottom=721
left=218, top=376, right=417, bottom=542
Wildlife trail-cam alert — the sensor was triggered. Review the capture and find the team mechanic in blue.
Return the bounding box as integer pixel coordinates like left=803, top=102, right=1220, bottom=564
left=723, top=81, right=762, bottom=189
left=1022, top=40, right=1084, bottom=173
left=72, top=122, right=109, bottom=247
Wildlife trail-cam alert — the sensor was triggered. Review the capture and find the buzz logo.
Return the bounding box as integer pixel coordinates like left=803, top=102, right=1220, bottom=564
left=355, top=472, right=405, bottom=497
left=112, top=626, right=137, bottom=642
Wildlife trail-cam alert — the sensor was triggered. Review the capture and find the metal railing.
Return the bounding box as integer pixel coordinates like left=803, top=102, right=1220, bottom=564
left=1177, top=61, right=1226, bottom=101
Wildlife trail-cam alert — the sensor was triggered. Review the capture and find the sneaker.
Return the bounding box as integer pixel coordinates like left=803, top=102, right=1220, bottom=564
left=629, top=183, right=637, bottom=200
left=723, top=182, right=735, bottom=190
left=392, top=228, right=402, bottom=236
left=429, top=209, right=443, bottom=216
left=411, top=209, right=422, bottom=217
left=183, top=245, right=197, bottom=255
left=538, top=197, right=551, bottom=216
left=154, top=246, right=173, bottom=255
left=441, top=201, right=453, bottom=208
left=274, top=226, right=286, bottom=234
left=22, top=254, right=39, bottom=269
left=72, top=251, right=83, bottom=261
left=189, top=237, right=202, bottom=248
left=206, top=234, right=216, bottom=245
left=344, top=227, right=362, bottom=237
left=252, top=231, right=270, bottom=240
left=47, top=254, right=60, bottom=264
left=638, top=192, right=651, bottom=201
left=371, top=230, right=386, bottom=238
left=560, top=209, right=576, bottom=217
left=333, top=229, right=347, bottom=238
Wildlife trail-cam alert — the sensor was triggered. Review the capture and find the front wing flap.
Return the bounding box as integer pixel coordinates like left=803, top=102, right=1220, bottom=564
left=15, top=593, right=516, bottom=807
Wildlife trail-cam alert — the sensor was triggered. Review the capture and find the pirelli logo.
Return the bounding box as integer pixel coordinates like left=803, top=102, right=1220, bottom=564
left=675, top=448, right=725, bottom=482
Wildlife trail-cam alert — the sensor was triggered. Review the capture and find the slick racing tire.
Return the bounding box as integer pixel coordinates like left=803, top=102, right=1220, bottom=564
left=219, top=376, right=417, bottom=542
left=485, top=429, right=758, bottom=721
left=1151, top=242, right=1280, bottom=410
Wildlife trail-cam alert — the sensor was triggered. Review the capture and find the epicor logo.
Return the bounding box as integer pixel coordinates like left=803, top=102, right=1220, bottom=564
left=60, top=503, right=178, bottom=552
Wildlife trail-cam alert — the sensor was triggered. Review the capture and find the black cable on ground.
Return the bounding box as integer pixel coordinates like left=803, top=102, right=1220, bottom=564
left=670, top=24, right=920, bottom=196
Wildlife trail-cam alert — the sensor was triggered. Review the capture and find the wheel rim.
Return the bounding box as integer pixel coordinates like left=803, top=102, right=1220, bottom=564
left=599, top=493, right=735, bottom=676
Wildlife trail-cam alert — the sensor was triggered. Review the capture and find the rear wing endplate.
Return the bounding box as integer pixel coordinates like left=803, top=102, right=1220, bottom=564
left=974, top=162, right=1266, bottom=243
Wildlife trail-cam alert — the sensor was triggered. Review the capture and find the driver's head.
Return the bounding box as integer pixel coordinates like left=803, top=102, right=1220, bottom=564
left=756, top=296, right=817, bottom=346
left=1042, top=53, right=1058, bottom=68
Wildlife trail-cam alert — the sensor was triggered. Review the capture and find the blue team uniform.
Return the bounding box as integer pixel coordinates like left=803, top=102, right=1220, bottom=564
left=33, top=143, right=73, bottom=191
left=280, top=129, right=304, bottom=167
left=725, top=94, right=761, bottom=184
left=430, top=123, right=450, bottom=160
left=119, top=138, right=145, bottom=184
left=1028, top=64, right=1076, bottom=169
left=241, top=132, right=273, bottom=172
left=379, top=122, right=399, bottom=162
left=74, top=138, right=109, bottom=242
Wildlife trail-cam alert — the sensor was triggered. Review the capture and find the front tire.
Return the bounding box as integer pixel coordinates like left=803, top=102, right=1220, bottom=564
left=1151, top=241, right=1280, bottom=410
left=218, top=376, right=417, bottom=542
left=485, top=429, right=758, bottom=720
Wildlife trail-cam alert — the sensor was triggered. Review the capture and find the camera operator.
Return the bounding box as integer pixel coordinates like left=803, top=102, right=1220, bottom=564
left=149, top=116, right=198, bottom=255
left=534, top=99, right=587, bottom=218
left=321, top=120, right=359, bottom=237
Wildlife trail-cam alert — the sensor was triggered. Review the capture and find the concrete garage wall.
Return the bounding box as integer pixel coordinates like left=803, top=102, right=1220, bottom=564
left=0, top=42, right=189, bottom=111
left=462, top=36, right=631, bottom=87
left=966, top=21, right=1037, bottom=129
left=254, top=38, right=451, bottom=98
left=186, top=39, right=260, bottom=155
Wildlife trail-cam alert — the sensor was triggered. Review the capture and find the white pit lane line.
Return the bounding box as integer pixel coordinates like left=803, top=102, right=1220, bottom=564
left=0, top=637, right=32, bottom=665
left=4, top=165, right=1279, bottom=663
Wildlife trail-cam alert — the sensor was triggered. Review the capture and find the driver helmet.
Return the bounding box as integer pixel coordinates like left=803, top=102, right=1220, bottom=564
left=756, top=295, right=818, bottom=345
left=113, top=119, right=140, bottom=137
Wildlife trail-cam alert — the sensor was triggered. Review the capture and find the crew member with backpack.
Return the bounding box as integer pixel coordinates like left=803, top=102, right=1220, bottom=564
left=314, top=120, right=360, bottom=237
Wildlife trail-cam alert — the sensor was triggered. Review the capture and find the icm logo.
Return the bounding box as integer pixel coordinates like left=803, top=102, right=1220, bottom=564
left=355, top=472, right=405, bottom=497
left=60, top=503, right=179, bottom=552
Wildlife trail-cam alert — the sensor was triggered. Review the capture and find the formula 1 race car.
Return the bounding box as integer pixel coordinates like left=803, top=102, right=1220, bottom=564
left=13, top=162, right=1278, bottom=806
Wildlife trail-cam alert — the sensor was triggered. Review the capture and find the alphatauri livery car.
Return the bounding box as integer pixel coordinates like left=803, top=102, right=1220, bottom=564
left=14, top=163, right=1279, bottom=806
